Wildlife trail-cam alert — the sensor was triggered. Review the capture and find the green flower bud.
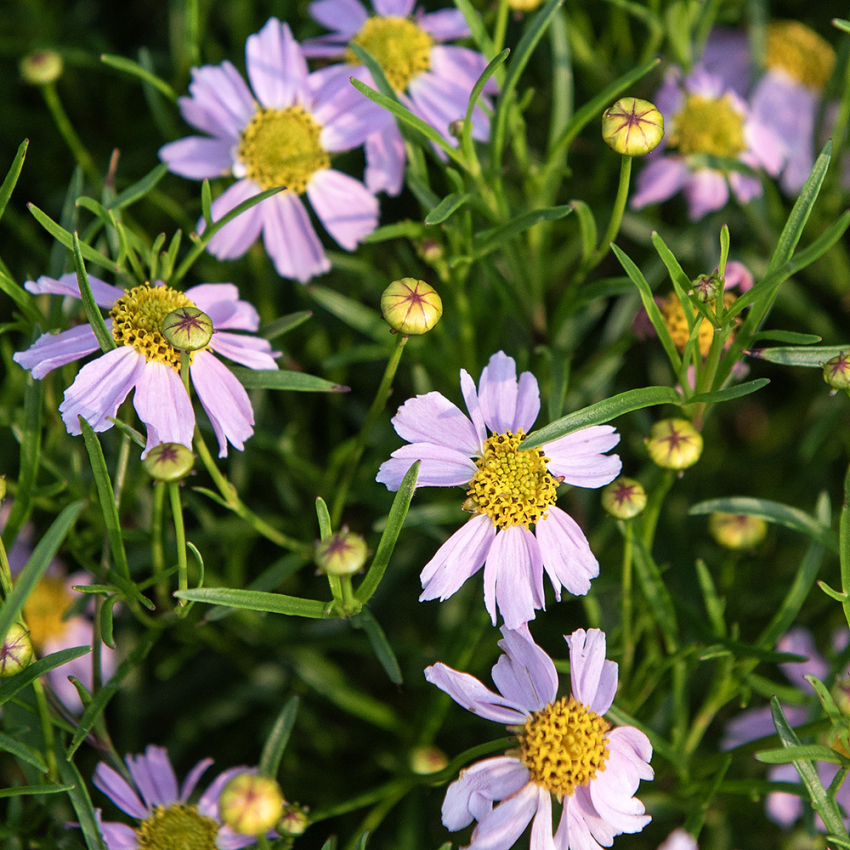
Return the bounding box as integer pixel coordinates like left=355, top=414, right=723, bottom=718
left=602, top=98, right=664, bottom=156
left=161, top=306, right=213, bottom=351
left=315, top=528, right=368, bottom=576
left=823, top=352, right=850, bottom=391
left=19, top=50, right=63, bottom=86
left=691, top=271, right=723, bottom=303
left=708, top=512, right=767, bottom=550
left=219, top=773, right=285, bottom=836
left=508, top=0, right=543, bottom=12
left=142, top=442, right=195, bottom=482
left=381, top=278, right=443, bottom=336
left=645, top=418, right=703, bottom=470
left=278, top=803, right=310, bottom=837
left=0, top=475, right=6, bottom=502
left=410, top=745, right=449, bottom=775
left=601, top=477, right=647, bottom=519
left=0, top=624, right=33, bottom=677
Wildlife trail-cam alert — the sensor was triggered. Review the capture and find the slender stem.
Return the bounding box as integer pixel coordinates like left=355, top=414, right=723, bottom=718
left=168, top=481, right=189, bottom=610
left=620, top=519, right=635, bottom=685
left=840, top=463, right=850, bottom=630
left=40, top=83, right=100, bottom=185
left=150, top=482, right=170, bottom=609
left=330, top=334, right=409, bottom=526
left=0, top=532, right=13, bottom=599
left=492, top=0, right=510, bottom=55
left=32, top=677, right=58, bottom=780
left=590, top=155, right=633, bottom=268
left=181, top=350, right=191, bottom=395
left=640, top=469, right=675, bottom=551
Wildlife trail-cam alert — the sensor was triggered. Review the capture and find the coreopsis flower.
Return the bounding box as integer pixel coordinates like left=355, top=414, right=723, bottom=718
left=425, top=626, right=653, bottom=850
left=13, top=273, right=278, bottom=457
left=630, top=66, right=783, bottom=220
left=376, top=351, right=621, bottom=629
left=302, top=0, right=496, bottom=196
left=93, top=746, right=270, bottom=849
left=159, top=19, right=383, bottom=282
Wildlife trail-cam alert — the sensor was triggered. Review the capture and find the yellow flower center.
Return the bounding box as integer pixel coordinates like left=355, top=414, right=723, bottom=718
left=466, top=430, right=559, bottom=530
left=136, top=803, right=218, bottom=850
left=237, top=106, right=329, bottom=194
left=110, top=284, right=200, bottom=371
left=668, top=94, right=746, bottom=158
left=519, top=696, right=610, bottom=798
left=22, top=577, right=73, bottom=648
left=346, top=16, right=433, bottom=92
left=766, top=21, right=835, bottom=92
left=660, top=292, right=736, bottom=357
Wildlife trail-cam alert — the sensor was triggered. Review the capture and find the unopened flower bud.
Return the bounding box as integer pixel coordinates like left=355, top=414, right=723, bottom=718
left=708, top=512, right=768, bottom=550
left=161, top=306, right=213, bottom=351
left=448, top=119, right=464, bottom=139
left=833, top=678, right=850, bottom=717
left=416, top=239, right=443, bottom=264
left=219, top=773, right=285, bottom=836
left=602, top=98, right=664, bottom=157
left=645, top=418, right=703, bottom=470
left=381, top=278, right=443, bottom=336
left=0, top=624, right=33, bottom=677
left=410, top=745, right=449, bottom=775
left=823, top=352, right=850, bottom=391
left=315, top=528, right=368, bottom=576
left=0, top=475, right=6, bottom=501
left=20, top=50, right=63, bottom=86
left=508, top=0, right=543, bottom=11
left=601, top=477, right=647, bottom=519
left=691, top=271, right=722, bottom=303
left=278, top=802, right=310, bottom=837
left=142, top=442, right=195, bottom=482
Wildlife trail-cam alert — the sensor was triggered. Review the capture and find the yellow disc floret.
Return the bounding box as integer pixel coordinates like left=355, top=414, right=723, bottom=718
left=346, top=16, right=433, bottom=92
left=660, top=292, right=736, bottom=357
left=519, top=696, right=610, bottom=798
left=466, top=430, right=559, bottom=530
left=110, top=284, right=200, bottom=371
left=766, top=21, right=835, bottom=92
left=136, top=804, right=218, bottom=850
left=668, top=94, right=746, bottom=158
left=238, top=106, right=330, bottom=194
left=23, top=577, right=73, bottom=648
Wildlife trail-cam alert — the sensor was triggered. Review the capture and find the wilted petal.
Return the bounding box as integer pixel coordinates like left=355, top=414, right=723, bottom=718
left=567, top=628, right=618, bottom=714
left=425, top=664, right=529, bottom=724
left=470, top=783, right=542, bottom=850
left=492, top=623, right=558, bottom=711
left=133, top=361, right=195, bottom=456
left=535, top=506, right=599, bottom=600
left=442, top=757, right=530, bottom=831
left=420, top=514, right=495, bottom=600
left=483, top=525, right=544, bottom=629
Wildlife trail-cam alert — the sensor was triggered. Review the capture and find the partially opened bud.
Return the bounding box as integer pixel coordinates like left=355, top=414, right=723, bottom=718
left=278, top=802, right=310, bottom=837
left=602, top=98, right=664, bottom=156
left=219, top=773, right=285, bottom=836
left=823, top=352, right=850, bottom=391
left=161, top=306, right=213, bottom=351
left=708, top=512, right=768, bottom=550
left=142, top=442, right=195, bottom=482
left=601, top=477, right=647, bottom=519
left=315, top=529, right=368, bottom=576
left=691, top=271, right=723, bottom=303
left=381, top=278, right=442, bottom=335
left=0, top=624, right=33, bottom=677
left=645, top=418, right=703, bottom=470
left=20, top=50, right=63, bottom=86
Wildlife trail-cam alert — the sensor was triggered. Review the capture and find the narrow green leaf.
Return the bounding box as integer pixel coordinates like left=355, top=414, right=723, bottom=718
left=100, top=54, right=177, bottom=99
left=173, top=587, right=331, bottom=618
left=0, top=268, right=42, bottom=325
left=100, top=595, right=118, bottom=648
left=260, top=311, right=312, bottom=340
left=806, top=675, right=845, bottom=726
left=751, top=331, right=822, bottom=345
left=356, top=462, right=419, bottom=603
left=473, top=205, right=572, bottom=258
left=308, top=285, right=388, bottom=342
left=0, top=784, right=75, bottom=798
left=632, top=537, right=679, bottom=652
left=686, top=378, right=770, bottom=405
left=461, top=49, right=509, bottom=161
left=362, top=221, right=427, bottom=243
left=0, top=139, right=28, bottom=223
left=695, top=559, right=725, bottom=638
left=818, top=580, right=847, bottom=603
left=58, top=752, right=107, bottom=850
left=452, top=0, right=493, bottom=55
left=0, top=647, right=90, bottom=706
left=570, top=200, right=597, bottom=262
left=652, top=231, right=696, bottom=321
left=747, top=345, right=849, bottom=368
left=28, top=204, right=117, bottom=273
left=73, top=235, right=116, bottom=353
left=109, top=163, right=169, bottom=210
left=316, top=497, right=332, bottom=540
left=352, top=609, right=403, bottom=684
left=0, top=732, right=47, bottom=772
left=230, top=367, right=349, bottom=393
left=425, top=193, right=474, bottom=225
left=259, top=696, right=300, bottom=779
left=522, top=386, right=683, bottom=449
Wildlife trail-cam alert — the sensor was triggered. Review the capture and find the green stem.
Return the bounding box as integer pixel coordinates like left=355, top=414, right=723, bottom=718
left=589, top=155, right=632, bottom=269
left=32, top=677, right=58, bottom=780
left=640, top=468, right=675, bottom=551
left=492, top=0, right=510, bottom=55
left=40, top=83, right=100, bottom=185
left=168, top=481, right=188, bottom=610
left=840, top=463, right=850, bottom=630
left=150, top=482, right=170, bottom=610
left=0, top=532, right=13, bottom=599
left=620, top=519, right=635, bottom=685
left=330, top=334, right=409, bottom=526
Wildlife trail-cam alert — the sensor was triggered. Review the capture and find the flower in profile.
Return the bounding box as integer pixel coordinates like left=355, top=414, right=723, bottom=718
left=377, top=351, right=621, bottom=629
left=93, top=746, right=271, bottom=849
left=631, top=66, right=783, bottom=220
left=302, top=0, right=496, bottom=196
left=159, top=19, right=383, bottom=282
left=425, top=625, right=653, bottom=850
left=13, top=273, right=278, bottom=457
left=708, top=512, right=767, bottom=550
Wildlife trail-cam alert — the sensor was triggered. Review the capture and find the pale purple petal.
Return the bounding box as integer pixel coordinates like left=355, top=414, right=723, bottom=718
left=535, top=506, right=599, bottom=600
left=544, top=425, right=621, bottom=488
left=13, top=324, right=102, bottom=379
left=460, top=368, right=487, bottom=448
left=315, top=78, right=394, bottom=151
left=374, top=0, right=415, bottom=15
left=309, top=0, right=368, bottom=34
left=180, top=758, right=214, bottom=801
left=306, top=169, right=379, bottom=250
left=631, top=157, right=689, bottom=210
left=300, top=40, right=349, bottom=59
left=377, top=442, right=478, bottom=489
left=442, top=757, right=530, bottom=830
left=93, top=763, right=148, bottom=819
left=469, top=782, right=542, bottom=850
left=126, top=746, right=179, bottom=809
left=720, top=704, right=785, bottom=750
left=217, top=828, right=263, bottom=850
left=658, top=828, right=698, bottom=850
left=158, top=136, right=234, bottom=180
left=562, top=794, right=606, bottom=850
left=179, top=61, right=255, bottom=140
left=424, top=664, right=529, bottom=724
left=203, top=179, right=266, bottom=261
left=420, top=514, right=496, bottom=600
left=209, top=333, right=278, bottom=370
left=197, top=766, right=253, bottom=818
left=60, top=346, right=146, bottom=435
left=191, top=350, right=254, bottom=456
left=483, top=525, right=544, bottom=629
left=408, top=72, right=485, bottom=140
left=683, top=169, right=729, bottom=220
left=745, top=118, right=784, bottom=177
left=567, top=628, right=619, bottom=714
left=605, top=726, right=654, bottom=783
left=478, top=351, right=519, bottom=434
left=391, top=391, right=481, bottom=455
left=701, top=28, right=750, bottom=95
left=419, top=9, right=470, bottom=41
left=729, top=166, right=763, bottom=205
left=766, top=763, right=804, bottom=827
left=514, top=372, right=540, bottom=433
left=261, top=192, right=330, bottom=283
left=778, top=626, right=828, bottom=692
left=98, top=819, right=139, bottom=850
left=133, top=361, right=195, bottom=456
left=570, top=787, right=616, bottom=849
left=365, top=123, right=406, bottom=196
left=25, top=272, right=125, bottom=307
left=530, top=790, right=556, bottom=850
left=430, top=46, right=496, bottom=94
left=492, top=623, right=558, bottom=711
left=725, top=260, right=753, bottom=292
left=246, top=19, right=308, bottom=109
left=184, top=283, right=260, bottom=331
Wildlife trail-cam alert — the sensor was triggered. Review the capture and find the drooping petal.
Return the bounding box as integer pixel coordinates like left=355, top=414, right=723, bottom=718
left=483, top=525, right=544, bottom=629
left=543, top=426, right=621, bottom=488
left=261, top=192, right=330, bottom=283
left=158, top=136, right=234, bottom=180
left=442, top=757, right=530, bottom=831
left=178, top=61, right=256, bottom=140
left=308, top=0, right=368, bottom=35
left=364, top=123, right=406, bottom=196
left=133, top=361, right=195, bottom=456
left=306, top=169, right=379, bottom=250
left=203, top=179, right=266, bottom=261
left=418, top=9, right=470, bottom=41
left=630, top=157, right=689, bottom=210
left=420, top=514, right=496, bottom=600
left=126, top=746, right=179, bottom=810
left=184, top=283, right=261, bottom=331
left=209, top=333, right=279, bottom=370
left=492, top=623, right=558, bottom=711
left=24, top=272, right=125, bottom=307
left=530, top=789, right=556, bottom=850
left=13, top=323, right=102, bottom=379
left=60, top=346, right=146, bottom=435
left=391, top=391, right=481, bottom=456
left=570, top=787, right=616, bottom=849
left=535, top=506, right=599, bottom=600
left=424, top=664, right=529, bottom=725
left=93, top=763, right=148, bottom=819
left=246, top=19, right=308, bottom=109
left=179, top=758, right=214, bottom=802
left=683, top=169, right=729, bottom=220
left=377, top=442, right=478, bottom=490
left=97, top=818, right=139, bottom=850
left=566, top=628, right=618, bottom=715
left=469, top=782, right=542, bottom=850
